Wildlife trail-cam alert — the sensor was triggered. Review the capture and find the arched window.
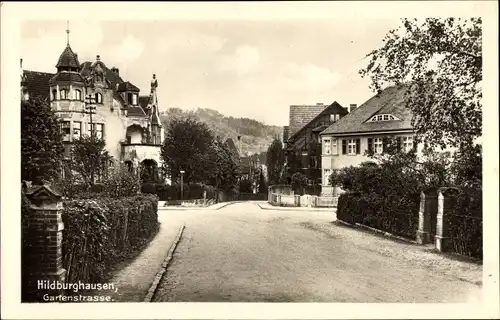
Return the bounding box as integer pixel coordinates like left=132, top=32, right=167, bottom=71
left=95, top=92, right=103, bottom=104
left=75, top=89, right=82, bottom=101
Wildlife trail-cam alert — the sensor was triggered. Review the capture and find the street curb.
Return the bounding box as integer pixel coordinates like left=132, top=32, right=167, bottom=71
left=334, top=220, right=418, bottom=245
left=143, top=224, right=185, bottom=302
left=257, top=203, right=335, bottom=212
left=159, top=201, right=241, bottom=211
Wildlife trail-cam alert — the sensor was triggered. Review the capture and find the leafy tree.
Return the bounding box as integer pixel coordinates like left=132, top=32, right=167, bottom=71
left=360, top=18, right=482, bottom=150
left=69, top=135, right=112, bottom=187
left=21, top=98, right=64, bottom=184
left=266, top=139, right=285, bottom=185
left=258, top=171, right=267, bottom=193
left=291, top=172, right=308, bottom=195
left=239, top=179, right=253, bottom=193
left=161, top=117, right=215, bottom=184
left=208, top=139, right=241, bottom=192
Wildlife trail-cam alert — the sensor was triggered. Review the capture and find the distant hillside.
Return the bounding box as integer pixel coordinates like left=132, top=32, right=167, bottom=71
left=160, top=107, right=282, bottom=156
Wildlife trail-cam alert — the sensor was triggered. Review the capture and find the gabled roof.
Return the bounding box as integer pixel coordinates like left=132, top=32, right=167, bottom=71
left=288, top=104, right=328, bottom=138
left=320, top=85, right=413, bottom=136
left=287, top=101, right=348, bottom=142
left=23, top=70, right=55, bottom=102
left=117, top=81, right=140, bottom=92
left=56, top=45, right=80, bottom=69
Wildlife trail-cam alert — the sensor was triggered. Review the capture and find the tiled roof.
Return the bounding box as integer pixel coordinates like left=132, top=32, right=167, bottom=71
left=49, top=72, right=85, bottom=84
left=127, top=106, right=146, bottom=117
left=138, top=96, right=150, bottom=109
left=117, top=81, right=140, bottom=92
left=23, top=70, right=54, bottom=102
left=320, top=85, right=413, bottom=136
left=287, top=101, right=348, bottom=142
left=288, top=104, right=328, bottom=137
left=113, top=91, right=126, bottom=106
left=56, top=45, right=80, bottom=69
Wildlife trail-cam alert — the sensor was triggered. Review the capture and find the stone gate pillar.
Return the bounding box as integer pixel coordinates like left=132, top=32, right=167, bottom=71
left=434, top=187, right=459, bottom=252
left=416, top=191, right=431, bottom=244
left=22, top=184, right=66, bottom=301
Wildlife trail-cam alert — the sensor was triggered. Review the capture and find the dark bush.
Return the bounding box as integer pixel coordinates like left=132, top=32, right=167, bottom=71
left=141, top=182, right=156, bottom=194
left=447, top=188, right=482, bottom=259
left=239, top=179, right=253, bottom=193
left=61, top=194, right=159, bottom=284
left=90, top=183, right=104, bottom=194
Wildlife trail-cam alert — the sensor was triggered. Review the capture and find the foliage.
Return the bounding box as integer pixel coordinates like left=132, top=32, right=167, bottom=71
left=62, top=194, right=159, bottom=283
left=101, top=166, right=142, bottom=198
left=141, top=182, right=157, bottom=194
left=21, top=98, right=64, bottom=184
left=155, top=183, right=217, bottom=202
left=69, top=135, right=112, bottom=187
left=360, top=18, right=482, bottom=149
left=450, top=144, right=482, bottom=189
left=239, top=179, right=253, bottom=193
left=266, top=139, right=285, bottom=185
left=291, top=172, right=308, bottom=195
left=208, top=139, right=241, bottom=192
left=161, top=117, right=215, bottom=184
left=258, top=171, right=267, bottom=193
left=160, top=107, right=282, bottom=155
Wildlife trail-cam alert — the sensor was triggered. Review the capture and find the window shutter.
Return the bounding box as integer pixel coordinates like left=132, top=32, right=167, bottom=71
left=396, top=137, right=402, bottom=151
left=356, top=139, right=361, bottom=154
left=367, top=138, right=373, bottom=152
left=342, top=140, right=347, bottom=155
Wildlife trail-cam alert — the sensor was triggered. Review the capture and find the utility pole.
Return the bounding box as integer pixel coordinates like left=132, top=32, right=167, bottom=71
left=84, top=94, right=97, bottom=184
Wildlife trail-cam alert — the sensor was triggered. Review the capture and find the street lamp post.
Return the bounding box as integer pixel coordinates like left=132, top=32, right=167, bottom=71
left=180, top=170, right=185, bottom=202
left=84, top=94, right=97, bottom=184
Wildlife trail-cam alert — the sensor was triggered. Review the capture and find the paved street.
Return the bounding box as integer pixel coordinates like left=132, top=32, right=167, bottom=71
left=152, top=202, right=482, bottom=303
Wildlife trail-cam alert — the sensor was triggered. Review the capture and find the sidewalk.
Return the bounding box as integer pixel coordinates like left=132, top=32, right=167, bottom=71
left=257, top=201, right=336, bottom=212
left=93, top=215, right=184, bottom=302
left=158, top=201, right=241, bottom=210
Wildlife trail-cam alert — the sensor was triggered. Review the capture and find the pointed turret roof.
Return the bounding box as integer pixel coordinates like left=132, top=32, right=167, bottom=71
left=56, top=45, right=80, bottom=69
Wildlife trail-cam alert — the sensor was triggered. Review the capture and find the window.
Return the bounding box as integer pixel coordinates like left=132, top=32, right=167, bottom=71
left=374, top=138, right=383, bottom=154
left=60, top=89, right=68, bottom=100
left=403, top=136, right=414, bottom=152
left=343, top=139, right=361, bottom=155
left=369, top=114, right=400, bottom=122
left=52, top=89, right=57, bottom=101
left=60, top=121, right=70, bottom=141
left=95, top=92, right=103, bottom=104
left=323, top=139, right=331, bottom=154
left=331, top=138, right=338, bottom=155
left=330, top=114, right=335, bottom=122
left=73, top=121, right=81, bottom=140
left=95, top=123, right=104, bottom=139
left=324, top=169, right=331, bottom=185
left=132, top=93, right=138, bottom=105
left=75, top=89, right=82, bottom=101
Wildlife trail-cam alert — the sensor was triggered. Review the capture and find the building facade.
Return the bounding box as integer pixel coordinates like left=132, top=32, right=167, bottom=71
left=21, top=36, right=165, bottom=182
left=319, top=86, right=420, bottom=195
left=283, top=101, right=349, bottom=185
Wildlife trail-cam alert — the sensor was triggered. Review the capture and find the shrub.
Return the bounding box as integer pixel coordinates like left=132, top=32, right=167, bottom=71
left=101, top=166, right=141, bottom=198
left=141, top=182, right=156, bottom=194
left=239, top=179, right=253, bottom=193
left=61, top=194, right=159, bottom=284
left=90, top=183, right=105, bottom=194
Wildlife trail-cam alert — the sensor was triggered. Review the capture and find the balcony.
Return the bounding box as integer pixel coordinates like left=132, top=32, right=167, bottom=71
left=121, top=143, right=161, bottom=164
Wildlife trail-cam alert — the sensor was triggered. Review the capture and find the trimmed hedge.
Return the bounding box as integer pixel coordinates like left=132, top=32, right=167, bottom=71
left=61, top=194, right=159, bottom=284
left=337, top=192, right=419, bottom=240
left=155, top=183, right=217, bottom=201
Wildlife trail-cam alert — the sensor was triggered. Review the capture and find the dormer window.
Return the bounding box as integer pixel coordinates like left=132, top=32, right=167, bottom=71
left=95, top=92, right=103, bottom=104
left=128, top=93, right=138, bottom=105
left=368, top=114, right=400, bottom=122
left=60, top=89, right=69, bottom=100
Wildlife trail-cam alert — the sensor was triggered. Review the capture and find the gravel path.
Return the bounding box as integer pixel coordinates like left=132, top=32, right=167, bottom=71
left=153, top=202, right=482, bottom=303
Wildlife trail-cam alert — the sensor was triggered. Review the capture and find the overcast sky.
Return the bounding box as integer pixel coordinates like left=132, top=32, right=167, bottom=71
left=21, top=19, right=402, bottom=126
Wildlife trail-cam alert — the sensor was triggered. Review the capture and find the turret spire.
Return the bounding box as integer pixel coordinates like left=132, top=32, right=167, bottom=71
left=66, top=20, right=70, bottom=46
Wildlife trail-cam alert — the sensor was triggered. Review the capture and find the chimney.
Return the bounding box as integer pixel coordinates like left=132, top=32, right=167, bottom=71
left=20, top=58, right=23, bottom=69
left=111, top=67, right=119, bottom=76
left=349, top=104, right=357, bottom=112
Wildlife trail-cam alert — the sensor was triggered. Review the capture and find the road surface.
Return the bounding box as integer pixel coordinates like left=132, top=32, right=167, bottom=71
left=152, top=202, right=482, bottom=302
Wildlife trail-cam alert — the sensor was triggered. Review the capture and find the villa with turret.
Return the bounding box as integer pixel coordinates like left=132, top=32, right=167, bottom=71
left=20, top=28, right=165, bottom=182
